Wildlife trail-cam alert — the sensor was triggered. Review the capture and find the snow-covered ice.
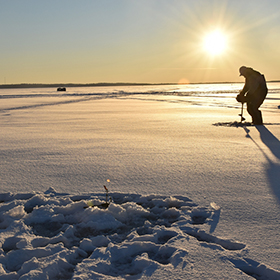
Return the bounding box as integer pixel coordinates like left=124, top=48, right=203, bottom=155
left=0, top=188, right=278, bottom=280
left=0, top=84, right=280, bottom=279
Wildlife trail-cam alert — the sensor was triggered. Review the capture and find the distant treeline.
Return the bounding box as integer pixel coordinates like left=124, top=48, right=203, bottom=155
left=0, top=81, right=279, bottom=89
left=0, top=83, right=166, bottom=89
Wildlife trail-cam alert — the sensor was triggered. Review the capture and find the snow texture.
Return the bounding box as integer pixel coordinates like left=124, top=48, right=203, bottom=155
left=0, top=188, right=278, bottom=279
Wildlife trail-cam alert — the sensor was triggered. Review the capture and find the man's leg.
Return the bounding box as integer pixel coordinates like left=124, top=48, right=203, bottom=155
left=254, top=109, right=263, bottom=125
left=247, top=102, right=263, bottom=125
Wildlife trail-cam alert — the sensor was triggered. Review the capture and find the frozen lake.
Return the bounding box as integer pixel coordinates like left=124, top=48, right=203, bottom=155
left=0, top=83, right=280, bottom=279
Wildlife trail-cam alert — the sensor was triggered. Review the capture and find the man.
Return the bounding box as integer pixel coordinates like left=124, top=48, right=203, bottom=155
left=236, top=66, right=267, bottom=125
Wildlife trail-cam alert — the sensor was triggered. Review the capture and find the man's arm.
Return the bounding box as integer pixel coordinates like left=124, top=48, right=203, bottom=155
left=239, top=80, right=248, bottom=96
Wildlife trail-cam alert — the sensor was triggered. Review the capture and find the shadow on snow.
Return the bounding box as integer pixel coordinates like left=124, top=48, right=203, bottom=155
left=243, top=125, right=280, bottom=206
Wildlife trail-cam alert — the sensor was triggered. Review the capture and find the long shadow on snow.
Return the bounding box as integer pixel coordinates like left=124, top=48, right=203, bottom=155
left=256, top=126, right=280, bottom=205
left=243, top=125, right=280, bottom=205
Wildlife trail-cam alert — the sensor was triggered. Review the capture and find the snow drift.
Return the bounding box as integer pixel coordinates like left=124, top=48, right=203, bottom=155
left=0, top=187, right=279, bottom=279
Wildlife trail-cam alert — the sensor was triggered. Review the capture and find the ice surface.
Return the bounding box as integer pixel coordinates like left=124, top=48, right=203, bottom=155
left=0, top=84, right=280, bottom=279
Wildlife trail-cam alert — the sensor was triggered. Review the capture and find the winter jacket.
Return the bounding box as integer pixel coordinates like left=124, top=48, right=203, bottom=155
left=239, top=68, right=267, bottom=102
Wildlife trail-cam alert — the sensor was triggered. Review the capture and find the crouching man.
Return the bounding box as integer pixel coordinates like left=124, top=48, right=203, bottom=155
left=236, top=66, right=268, bottom=125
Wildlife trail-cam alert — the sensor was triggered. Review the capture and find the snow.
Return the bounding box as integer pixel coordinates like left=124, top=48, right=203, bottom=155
left=0, top=188, right=273, bottom=280
left=0, top=84, right=280, bottom=279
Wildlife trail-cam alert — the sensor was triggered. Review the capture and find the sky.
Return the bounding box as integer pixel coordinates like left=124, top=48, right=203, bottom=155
left=1, top=0, right=280, bottom=84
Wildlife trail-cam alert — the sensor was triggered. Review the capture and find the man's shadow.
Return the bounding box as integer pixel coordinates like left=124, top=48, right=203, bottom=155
left=256, top=126, right=280, bottom=160
left=245, top=126, right=280, bottom=205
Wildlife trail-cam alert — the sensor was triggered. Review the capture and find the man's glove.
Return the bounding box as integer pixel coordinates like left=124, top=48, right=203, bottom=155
left=236, top=94, right=246, bottom=103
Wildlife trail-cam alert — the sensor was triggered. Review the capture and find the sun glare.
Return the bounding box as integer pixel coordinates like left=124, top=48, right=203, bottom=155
left=203, top=30, right=227, bottom=56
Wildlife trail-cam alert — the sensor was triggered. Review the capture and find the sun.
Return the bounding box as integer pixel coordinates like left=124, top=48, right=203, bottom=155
left=203, top=30, right=228, bottom=56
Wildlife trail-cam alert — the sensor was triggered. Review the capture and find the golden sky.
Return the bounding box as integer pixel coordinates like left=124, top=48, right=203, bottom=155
left=1, top=0, right=280, bottom=84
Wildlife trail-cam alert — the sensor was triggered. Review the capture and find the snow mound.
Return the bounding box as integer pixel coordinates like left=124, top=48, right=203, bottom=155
left=0, top=188, right=279, bottom=279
